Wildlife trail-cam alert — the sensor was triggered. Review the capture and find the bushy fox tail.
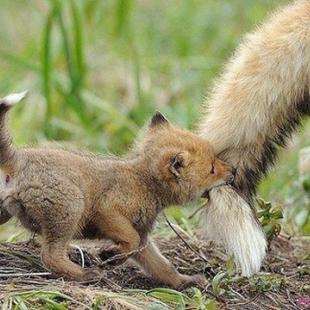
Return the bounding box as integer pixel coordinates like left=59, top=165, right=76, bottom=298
left=0, top=91, right=27, bottom=171
left=198, top=0, right=310, bottom=276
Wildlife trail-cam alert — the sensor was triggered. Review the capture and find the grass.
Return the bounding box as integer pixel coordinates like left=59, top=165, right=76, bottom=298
left=1, top=288, right=220, bottom=310
left=0, top=237, right=308, bottom=309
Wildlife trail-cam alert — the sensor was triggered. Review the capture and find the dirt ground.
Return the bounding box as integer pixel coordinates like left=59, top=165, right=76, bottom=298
left=0, top=235, right=309, bottom=309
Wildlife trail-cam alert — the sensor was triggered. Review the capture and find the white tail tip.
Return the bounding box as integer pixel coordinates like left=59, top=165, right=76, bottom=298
left=1, top=90, right=28, bottom=106
left=202, top=186, right=267, bottom=277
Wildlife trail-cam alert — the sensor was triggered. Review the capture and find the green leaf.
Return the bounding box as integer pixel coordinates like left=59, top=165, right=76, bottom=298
left=148, top=303, right=171, bottom=310
left=146, top=288, right=191, bottom=306
left=42, top=3, right=58, bottom=126
left=211, top=272, right=227, bottom=296
left=43, top=298, right=67, bottom=310
left=225, top=255, right=236, bottom=276
left=12, top=296, right=29, bottom=310
left=205, top=299, right=220, bottom=310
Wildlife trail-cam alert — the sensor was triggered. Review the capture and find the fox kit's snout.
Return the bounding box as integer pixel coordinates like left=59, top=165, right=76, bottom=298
left=207, top=158, right=235, bottom=189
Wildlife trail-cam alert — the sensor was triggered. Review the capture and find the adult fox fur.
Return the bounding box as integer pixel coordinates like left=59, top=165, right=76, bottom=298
left=0, top=92, right=234, bottom=289
left=199, top=0, right=310, bottom=276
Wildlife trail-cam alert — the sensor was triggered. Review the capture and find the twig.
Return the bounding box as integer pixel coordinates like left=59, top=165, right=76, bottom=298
left=0, top=272, right=51, bottom=278
left=265, top=292, right=281, bottom=307
left=229, top=287, right=246, bottom=300
left=164, top=213, right=209, bottom=264
left=228, top=293, right=260, bottom=307
left=99, top=244, right=147, bottom=265
left=286, top=289, right=303, bottom=310
left=188, top=202, right=207, bottom=220
left=72, top=245, right=85, bottom=268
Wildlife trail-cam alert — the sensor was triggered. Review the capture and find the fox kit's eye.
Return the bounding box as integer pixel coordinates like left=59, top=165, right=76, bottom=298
left=174, top=161, right=182, bottom=170
left=210, top=164, right=215, bottom=174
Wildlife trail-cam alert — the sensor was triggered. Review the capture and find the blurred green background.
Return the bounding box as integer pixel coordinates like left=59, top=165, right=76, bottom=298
left=0, top=0, right=309, bottom=241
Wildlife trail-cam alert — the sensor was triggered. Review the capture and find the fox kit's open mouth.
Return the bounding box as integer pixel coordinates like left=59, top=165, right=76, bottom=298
left=201, top=190, right=210, bottom=199
left=201, top=178, right=234, bottom=199
left=201, top=184, right=225, bottom=199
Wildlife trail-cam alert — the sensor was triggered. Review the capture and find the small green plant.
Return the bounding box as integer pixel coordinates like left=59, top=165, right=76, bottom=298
left=302, top=177, right=310, bottom=192
left=1, top=290, right=72, bottom=310
left=211, top=271, right=228, bottom=297
left=249, top=274, right=287, bottom=293
left=256, top=198, right=283, bottom=245
left=300, top=176, right=310, bottom=235
left=146, top=287, right=219, bottom=310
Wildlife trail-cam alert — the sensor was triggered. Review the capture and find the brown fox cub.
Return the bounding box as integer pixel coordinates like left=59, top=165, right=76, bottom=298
left=0, top=92, right=234, bottom=288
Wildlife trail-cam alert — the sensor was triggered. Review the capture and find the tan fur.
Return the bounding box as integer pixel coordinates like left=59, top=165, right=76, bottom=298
left=0, top=98, right=233, bottom=289
left=198, top=0, right=310, bottom=276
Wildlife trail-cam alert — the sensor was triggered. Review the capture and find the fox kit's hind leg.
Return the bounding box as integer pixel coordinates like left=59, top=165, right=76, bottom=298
left=133, top=238, right=206, bottom=289
left=41, top=238, right=83, bottom=279
left=97, top=211, right=141, bottom=264
left=40, top=213, right=85, bottom=280
left=41, top=220, right=100, bottom=281
left=36, top=189, right=99, bottom=281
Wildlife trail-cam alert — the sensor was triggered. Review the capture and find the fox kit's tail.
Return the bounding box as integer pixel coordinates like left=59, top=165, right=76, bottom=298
left=0, top=91, right=27, bottom=171
left=198, top=1, right=310, bottom=276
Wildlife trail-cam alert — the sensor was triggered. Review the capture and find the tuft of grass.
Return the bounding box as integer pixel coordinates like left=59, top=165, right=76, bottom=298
left=1, top=290, right=76, bottom=310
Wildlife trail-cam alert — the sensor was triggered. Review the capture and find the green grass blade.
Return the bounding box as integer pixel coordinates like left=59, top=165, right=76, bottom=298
left=12, top=296, right=28, bottom=310
left=0, top=50, right=40, bottom=73
left=55, top=1, right=89, bottom=126
left=70, top=0, right=86, bottom=89
left=146, top=288, right=191, bottom=306
left=115, top=0, right=133, bottom=36
left=55, top=3, right=76, bottom=89
left=42, top=4, right=57, bottom=127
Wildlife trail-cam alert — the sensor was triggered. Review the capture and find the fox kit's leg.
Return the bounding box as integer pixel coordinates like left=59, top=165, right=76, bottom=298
left=41, top=221, right=100, bottom=281
left=97, top=211, right=141, bottom=263
left=40, top=213, right=88, bottom=280
left=41, top=237, right=83, bottom=280
left=35, top=190, right=97, bottom=281
left=133, top=238, right=206, bottom=289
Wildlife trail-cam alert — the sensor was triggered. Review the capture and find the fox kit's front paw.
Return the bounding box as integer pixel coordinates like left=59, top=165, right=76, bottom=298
left=177, top=273, right=207, bottom=290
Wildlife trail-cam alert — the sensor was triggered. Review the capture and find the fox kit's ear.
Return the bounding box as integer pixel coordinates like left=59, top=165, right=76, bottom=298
left=169, top=152, right=188, bottom=178
left=150, top=111, right=170, bottom=128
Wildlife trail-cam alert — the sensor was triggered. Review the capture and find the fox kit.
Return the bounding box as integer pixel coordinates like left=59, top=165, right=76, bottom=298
left=0, top=93, right=234, bottom=289
left=198, top=0, right=310, bottom=276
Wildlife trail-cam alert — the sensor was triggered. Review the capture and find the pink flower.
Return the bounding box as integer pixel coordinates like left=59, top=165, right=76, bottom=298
left=296, top=296, right=310, bottom=308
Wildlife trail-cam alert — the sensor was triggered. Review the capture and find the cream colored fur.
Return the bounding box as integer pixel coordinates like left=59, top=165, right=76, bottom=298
left=203, top=187, right=266, bottom=276
left=199, top=0, right=310, bottom=276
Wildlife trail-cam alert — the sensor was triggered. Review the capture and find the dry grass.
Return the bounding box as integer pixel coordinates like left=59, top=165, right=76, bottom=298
left=0, top=234, right=309, bottom=309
